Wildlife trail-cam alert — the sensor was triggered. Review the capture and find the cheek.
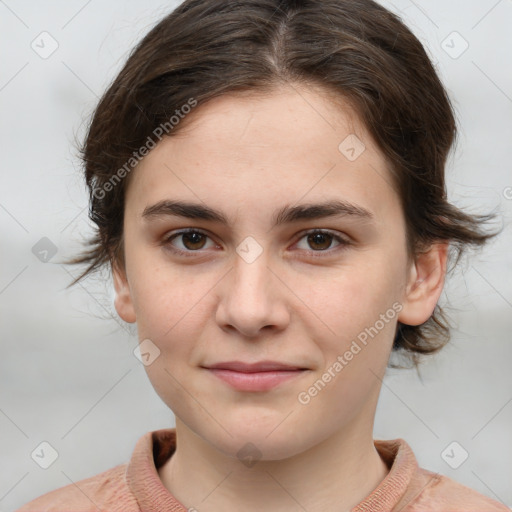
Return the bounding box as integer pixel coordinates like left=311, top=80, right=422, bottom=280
left=133, top=277, right=211, bottom=344
left=301, top=249, right=405, bottom=382
left=130, top=268, right=212, bottom=413
left=125, top=240, right=213, bottom=335
left=314, top=258, right=403, bottom=332
left=297, top=270, right=401, bottom=422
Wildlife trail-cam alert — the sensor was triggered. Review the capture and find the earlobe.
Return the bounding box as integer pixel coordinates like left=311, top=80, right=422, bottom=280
left=112, top=263, right=136, bottom=323
left=398, top=242, right=449, bottom=326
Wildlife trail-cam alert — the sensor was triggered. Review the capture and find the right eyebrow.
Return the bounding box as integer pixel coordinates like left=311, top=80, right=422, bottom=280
left=142, top=200, right=229, bottom=224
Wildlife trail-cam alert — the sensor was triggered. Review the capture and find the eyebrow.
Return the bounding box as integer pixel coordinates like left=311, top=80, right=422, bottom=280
left=142, top=199, right=374, bottom=227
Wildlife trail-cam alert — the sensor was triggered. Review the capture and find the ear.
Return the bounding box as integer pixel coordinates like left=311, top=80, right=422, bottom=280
left=398, top=242, right=449, bottom=326
left=112, top=262, right=136, bottom=323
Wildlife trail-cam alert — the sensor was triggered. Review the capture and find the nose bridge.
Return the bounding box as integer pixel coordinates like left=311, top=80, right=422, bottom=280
left=230, top=240, right=272, bottom=308
left=227, top=231, right=269, bottom=284
left=216, top=238, right=288, bottom=337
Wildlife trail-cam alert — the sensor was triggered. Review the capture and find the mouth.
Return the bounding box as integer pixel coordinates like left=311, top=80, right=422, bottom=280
left=201, top=360, right=309, bottom=392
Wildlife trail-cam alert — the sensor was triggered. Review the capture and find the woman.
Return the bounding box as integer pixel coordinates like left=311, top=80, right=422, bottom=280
left=17, top=0, right=507, bottom=510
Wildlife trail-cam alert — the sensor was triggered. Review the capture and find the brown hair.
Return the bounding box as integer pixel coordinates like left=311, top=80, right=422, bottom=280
left=68, top=0, right=500, bottom=368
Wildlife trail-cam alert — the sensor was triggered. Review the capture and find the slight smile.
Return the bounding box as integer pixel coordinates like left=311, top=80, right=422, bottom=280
left=201, top=361, right=310, bottom=392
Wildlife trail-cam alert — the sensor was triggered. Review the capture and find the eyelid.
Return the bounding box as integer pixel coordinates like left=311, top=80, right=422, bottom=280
left=294, top=228, right=351, bottom=244
left=292, top=228, right=352, bottom=257
left=162, top=228, right=218, bottom=257
left=162, top=227, right=351, bottom=258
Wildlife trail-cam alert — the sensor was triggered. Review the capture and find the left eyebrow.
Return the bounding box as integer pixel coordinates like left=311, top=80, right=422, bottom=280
left=141, top=199, right=374, bottom=227
left=273, top=200, right=374, bottom=225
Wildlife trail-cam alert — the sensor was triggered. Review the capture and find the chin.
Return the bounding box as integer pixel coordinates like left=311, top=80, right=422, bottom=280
left=201, top=421, right=313, bottom=463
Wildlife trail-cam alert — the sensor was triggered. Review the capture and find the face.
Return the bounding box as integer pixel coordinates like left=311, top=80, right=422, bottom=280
left=113, top=84, right=445, bottom=460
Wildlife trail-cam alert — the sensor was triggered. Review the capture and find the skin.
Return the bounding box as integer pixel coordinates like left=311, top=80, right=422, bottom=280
left=113, top=83, right=448, bottom=512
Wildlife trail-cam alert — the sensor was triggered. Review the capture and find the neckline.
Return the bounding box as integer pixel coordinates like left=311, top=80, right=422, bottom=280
left=126, top=429, right=419, bottom=512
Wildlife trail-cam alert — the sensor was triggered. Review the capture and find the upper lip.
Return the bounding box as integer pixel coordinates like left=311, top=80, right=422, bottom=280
left=202, top=361, right=307, bottom=372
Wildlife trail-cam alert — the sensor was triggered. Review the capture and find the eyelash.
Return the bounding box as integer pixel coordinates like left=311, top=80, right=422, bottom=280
left=162, top=228, right=351, bottom=259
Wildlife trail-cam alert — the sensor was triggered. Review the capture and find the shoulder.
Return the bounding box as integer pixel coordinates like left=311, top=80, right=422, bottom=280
left=15, top=464, right=140, bottom=512
left=371, top=438, right=508, bottom=512
left=404, top=467, right=510, bottom=512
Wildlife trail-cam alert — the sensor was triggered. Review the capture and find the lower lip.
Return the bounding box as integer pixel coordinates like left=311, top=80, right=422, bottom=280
left=205, top=369, right=306, bottom=391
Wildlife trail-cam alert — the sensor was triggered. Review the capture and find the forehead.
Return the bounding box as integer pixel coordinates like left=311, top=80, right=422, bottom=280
left=173, top=84, right=365, bottom=157
left=126, top=84, right=400, bottom=227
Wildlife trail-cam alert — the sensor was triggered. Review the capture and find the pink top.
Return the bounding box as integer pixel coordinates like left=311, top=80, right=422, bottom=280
left=17, top=428, right=508, bottom=511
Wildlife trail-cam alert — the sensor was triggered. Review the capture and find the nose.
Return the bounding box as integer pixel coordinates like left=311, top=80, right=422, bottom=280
left=215, top=249, right=290, bottom=338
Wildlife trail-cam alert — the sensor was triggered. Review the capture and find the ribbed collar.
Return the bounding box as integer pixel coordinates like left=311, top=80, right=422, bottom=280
left=126, top=428, right=420, bottom=511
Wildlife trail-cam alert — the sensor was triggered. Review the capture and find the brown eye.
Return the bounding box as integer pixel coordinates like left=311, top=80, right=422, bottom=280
left=163, top=229, right=216, bottom=257
left=180, top=232, right=207, bottom=250
left=295, top=229, right=351, bottom=257
left=306, top=232, right=334, bottom=251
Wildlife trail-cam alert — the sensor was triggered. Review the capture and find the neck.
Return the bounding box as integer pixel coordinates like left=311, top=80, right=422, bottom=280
left=158, top=416, right=389, bottom=512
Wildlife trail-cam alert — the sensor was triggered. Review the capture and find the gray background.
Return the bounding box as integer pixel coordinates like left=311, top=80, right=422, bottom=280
left=1, top=0, right=511, bottom=510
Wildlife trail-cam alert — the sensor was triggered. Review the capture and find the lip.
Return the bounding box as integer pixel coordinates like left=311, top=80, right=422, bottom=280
left=201, top=360, right=309, bottom=392
left=204, top=360, right=307, bottom=372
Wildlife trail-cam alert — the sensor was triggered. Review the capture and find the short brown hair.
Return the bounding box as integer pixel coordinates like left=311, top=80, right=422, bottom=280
left=68, top=0, right=500, bottom=368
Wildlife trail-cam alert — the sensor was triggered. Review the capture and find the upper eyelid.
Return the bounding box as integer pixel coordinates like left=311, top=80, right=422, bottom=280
left=164, top=228, right=217, bottom=243
left=164, top=228, right=350, bottom=249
